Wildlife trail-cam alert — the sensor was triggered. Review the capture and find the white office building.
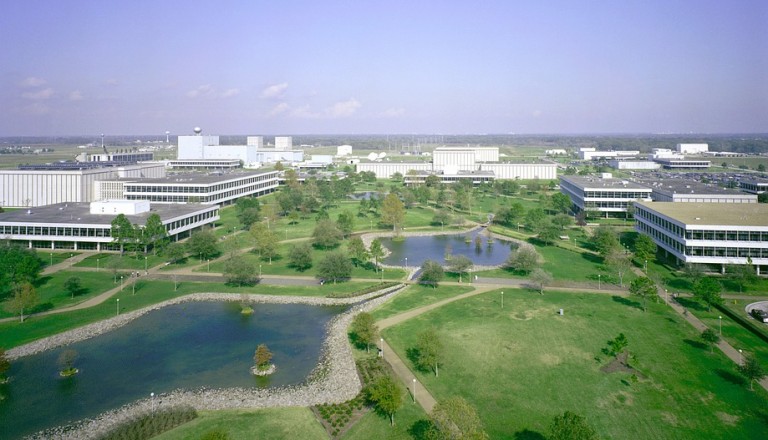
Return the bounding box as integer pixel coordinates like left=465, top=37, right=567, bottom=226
left=356, top=162, right=433, bottom=178
left=676, top=143, right=709, bottom=154
left=637, top=179, right=757, bottom=203
left=559, top=175, right=652, bottom=217
left=0, top=163, right=166, bottom=208
left=336, top=145, right=353, bottom=156
left=479, top=163, right=557, bottom=180
left=634, top=201, right=768, bottom=274
left=0, top=200, right=219, bottom=251
left=247, top=136, right=264, bottom=148
left=178, top=131, right=260, bottom=167
left=275, top=136, right=293, bottom=150
left=740, top=178, right=768, bottom=195
left=578, top=149, right=640, bottom=160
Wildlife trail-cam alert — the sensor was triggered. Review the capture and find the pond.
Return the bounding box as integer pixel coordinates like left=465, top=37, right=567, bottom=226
left=0, top=301, right=344, bottom=439
left=381, top=228, right=516, bottom=267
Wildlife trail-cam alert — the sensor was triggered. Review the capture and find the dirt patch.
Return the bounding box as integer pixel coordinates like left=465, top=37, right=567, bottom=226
left=539, top=353, right=562, bottom=366
left=600, top=351, right=645, bottom=378
left=716, top=411, right=740, bottom=426
left=661, top=412, right=679, bottom=426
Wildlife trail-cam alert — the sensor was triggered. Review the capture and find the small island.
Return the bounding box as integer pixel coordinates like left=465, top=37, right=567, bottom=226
left=58, top=349, right=80, bottom=377
left=250, top=344, right=275, bottom=376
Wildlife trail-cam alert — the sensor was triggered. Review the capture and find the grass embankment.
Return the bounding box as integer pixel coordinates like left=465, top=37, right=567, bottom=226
left=371, top=284, right=474, bottom=321
left=0, top=280, right=377, bottom=349
left=383, top=289, right=768, bottom=439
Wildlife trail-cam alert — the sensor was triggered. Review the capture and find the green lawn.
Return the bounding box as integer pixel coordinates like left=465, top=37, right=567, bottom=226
left=36, top=251, right=78, bottom=268
left=341, top=395, right=429, bottom=440
left=371, top=284, right=474, bottom=320
left=153, top=408, right=328, bottom=440
left=382, top=289, right=768, bottom=439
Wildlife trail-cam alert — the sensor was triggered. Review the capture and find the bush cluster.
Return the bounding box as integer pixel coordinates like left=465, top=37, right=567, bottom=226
left=100, top=405, right=197, bottom=440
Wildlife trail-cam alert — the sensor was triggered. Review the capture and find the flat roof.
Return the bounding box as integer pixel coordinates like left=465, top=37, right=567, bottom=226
left=560, top=175, right=650, bottom=190
left=636, top=201, right=768, bottom=227
left=635, top=178, right=748, bottom=195
left=128, top=170, right=275, bottom=185
left=0, top=202, right=216, bottom=226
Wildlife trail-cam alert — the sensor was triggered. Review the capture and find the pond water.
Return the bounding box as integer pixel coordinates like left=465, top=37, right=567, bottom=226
left=381, top=228, right=515, bottom=267
left=0, top=302, right=344, bottom=439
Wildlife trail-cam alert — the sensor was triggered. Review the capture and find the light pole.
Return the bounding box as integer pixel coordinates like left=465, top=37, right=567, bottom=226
left=70, top=253, right=73, bottom=267
left=405, top=257, right=408, bottom=270
left=739, top=349, right=743, bottom=365
left=144, top=256, right=148, bottom=274
left=412, top=378, right=416, bottom=403
left=370, top=219, right=373, bottom=231
left=259, top=264, right=262, bottom=278
left=50, top=252, right=53, bottom=266
left=665, top=289, right=668, bottom=303
left=151, top=392, right=155, bottom=414
left=97, top=258, right=100, bottom=272
left=116, top=298, right=120, bottom=316
left=380, top=338, right=384, bottom=358
left=207, top=259, right=210, bottom=272
left=501, top=291, right=504, bottom=309
left=132, top=275, right=136, bottom=295
left=644, top=259, right=648, bottom=274
left=719, top=316, right=722, bottom=336
left=598, top=274, right=601, bottom=290
left=120, top=275, right=124, bottom=291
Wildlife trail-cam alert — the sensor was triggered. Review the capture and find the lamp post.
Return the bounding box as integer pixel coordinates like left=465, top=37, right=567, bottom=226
left=144, top=256, right=148, bottom=274
left=116, top=298, right=120, bottom=316
left=501, top=291, right=504, bottom=309
left=380, top=338, right=384, bottom=358
left=70, top=253, right=73, bottom=267
left=207, top=259, right=210, bottom=272
left=665, top=289, right=668, bottom=303
left=644, top=259, right=648, bottom=274
left=412, top=378, right=416, bottom=403
left=598, top=274, right=601, bottom=290
left=120, top=275, right=124, bottom=291
left=151, top=392, right=155, bottom=414
left=97, top=258, right=100, bottom=272
left=405, top=257, right=408, bottom=270
left=50, top=252, right=53, bottom=266
left=739, top=349, right=743, bottom=365
left=132, top=275, right=135, bottom=295
left=719, top=316, right=722, bottom=336
left=259, top=264, right=262, bottom=278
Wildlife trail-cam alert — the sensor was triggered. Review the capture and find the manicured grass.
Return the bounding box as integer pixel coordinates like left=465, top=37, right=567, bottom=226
left=340, top=395, right=428, bottom=440
left=0, top=280, right=374, bottom=349
left=75, top=252, right=166, bottom=271
left=383, top=290, right=768, bottom=439
left=36, top=251, right=77, bottom=267
left=0, top=270, right=118, bottom=319
left=371, top=284, right=474, bottom=320
left=153, top=408, right=328, bottom=440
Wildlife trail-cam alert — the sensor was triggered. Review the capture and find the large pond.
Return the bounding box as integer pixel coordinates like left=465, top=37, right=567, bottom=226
left=381, top=228, right=516, bottom=267
left=0, top=301, right=344, bottom=439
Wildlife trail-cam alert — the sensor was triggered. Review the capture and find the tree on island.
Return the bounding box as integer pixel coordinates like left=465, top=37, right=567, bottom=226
left=58, top=349, right=79, bottom=377
left=366, top=375, right=403, bottom=427
left=252, top=344, right=274, bottom=375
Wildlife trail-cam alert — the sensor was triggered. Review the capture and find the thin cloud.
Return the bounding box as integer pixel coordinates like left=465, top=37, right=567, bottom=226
left=290, top=105, right=320, bottom=119
left=268, top=102, right=290, bottom=116
left=260, top=82, right=288, bottom=99
left=380, top=107, right=405, bottom=118
left=22, top=102, right=50, bottom=115
left=187, top=85, right=239, bottom=99
left=326, top=98, right=361, bottom=118
left=220, top=88, right=240, bottom=98
left=20, top=76, right=47, bottom=88
left=69, top=90, right=84, bottom=101
left=22, top=88, right=55, bottom=100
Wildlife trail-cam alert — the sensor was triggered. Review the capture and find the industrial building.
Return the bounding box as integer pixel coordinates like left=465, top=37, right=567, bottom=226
left=0, top=200, right=219, bottom=251
left=653, top=158, right=711, bottom=169
left=634, top=201, right=768, bottom=274
left=336, top=145, right=353, bottom=156
left=165, top=159, right=242, bottom=170
left=0, top=163, right=166, bottom=208
left=177, top=130, right=302, bottom=166
left=77, top=151, right=154, bottom=163
left=578, top=148, right=640, bottom=160
left=636, top=178, right=757, bottom=203
left=559, top=175, right=652, bottom=217
left=404, top=170, right=495, bottom=186
left=275, top=136, right=293, bottom=150
left=608, top=159, right=660, bottom=170
left=676, top=143, right=709, bottom=154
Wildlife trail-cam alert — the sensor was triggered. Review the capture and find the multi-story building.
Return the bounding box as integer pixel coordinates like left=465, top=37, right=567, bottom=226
left=0, top=163, right=166, bottom=208
left=636, top=178, right=757, bottom=203
left=676, top=143, right=709, bottom=154
left=740, top=178, right=768, bottom=195
left=275, top=136, right=293, bottom=150
left=634, top=201, right=768, bottom=274
left=0, top=200, right=219, bottom=251
left=653, top=158, right=711, bottom=169
left=404, top=170, right=495, bottom=186
left=559, top=175, right=652, bottom=217
left=165, top=159, right=242, bottom=170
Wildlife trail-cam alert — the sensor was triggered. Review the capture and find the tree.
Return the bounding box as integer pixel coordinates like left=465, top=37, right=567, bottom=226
left=505, top=246, right=540, bottom=274
left=0, top=243, right=43, bottom=298
left=550, top=192, right=572, bottom=214
left=701, top=328, right=720, bottom=353
left=758, top=164, right=766, bottom=172
left=380, top=193, right=406, bottom=232
left=608, top=333, right=628, bottom=357
left=288, top=243, right=313, bottom=271
left=186, top=229, right=219, bottom=260
left=366, top=375, right=403, bottom=426
left=347, top=236, right=369, bottom=267
left=415, top=328, right=443, bottom=376
left=0, top=346, right=10, bottom=383
left=552, top=213, right=573, bottom=230
left=351, top=312, right=378, bottom=352
left=592, top=226, right=619, bottom=258
left=524, top=208, right=546, bottom=230
left=336, top=211, right=355, bottom=238
left=683, top=263, right=704, bottom=285
left=605, top=250, right=631, bottom=287
left=447, top=255, right=473, bottom=283
left=629, top=277, right=657, bottom=312
left=550, top=411, right=600, bottom=440
left=429, top=396, right=488, bottom=440
left=64, top=276, right=82, bottom=299
left=530, top=268, right=553, bottom=294
left=312, top=219, right=344, bottom=249
left=164, top=242, right=187, bottom=264
left=633, top=234, right=657, bottom=264
left=5, top=282, right=38, bottom=322
left=143, top=213, right=168, bottom=253
left=111, top=213, right=135, bottom=254
left=224, top=257, right=257, bottom=286
left=253, top=344, right=273, bottom=370
left=58, top=349, right=78, bottom=375
left=317, top=251, right=353, bottom=283
left=432, top=210, right=451, bottom=228
left=420, top=260, right=445, bottom=287
left=250, top=222, right=279, bottom=262
left=537, top=222, right=561, bottom=246
left=737, top=353, right=766, bottom=391
left=693, top=277, right=722, bottom=311
left=728, top=258, right=757, bottom=293
left=369, top=239, right=385, bottom=272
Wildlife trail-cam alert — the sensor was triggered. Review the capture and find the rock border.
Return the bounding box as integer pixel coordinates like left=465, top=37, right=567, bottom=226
left=17, top=285, right=405, bottom=440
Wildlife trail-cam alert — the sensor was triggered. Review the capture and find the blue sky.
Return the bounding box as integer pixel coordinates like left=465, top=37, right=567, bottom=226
left=1, top=0, right=766, bottom=135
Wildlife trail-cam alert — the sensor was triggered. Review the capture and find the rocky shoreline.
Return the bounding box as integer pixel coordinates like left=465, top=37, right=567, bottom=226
left=17, top=285, right=405, bottom=440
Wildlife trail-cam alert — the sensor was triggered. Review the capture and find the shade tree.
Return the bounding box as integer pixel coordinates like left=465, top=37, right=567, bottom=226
left=419, top=260, right=445, bottom=287
left=629, top=276, right=657, bottom=312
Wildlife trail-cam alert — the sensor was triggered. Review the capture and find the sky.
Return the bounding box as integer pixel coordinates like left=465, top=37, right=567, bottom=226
left=1, top=0, right=766, bottom=136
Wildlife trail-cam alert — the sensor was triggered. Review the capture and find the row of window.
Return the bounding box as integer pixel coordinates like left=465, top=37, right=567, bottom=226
left=637, top=207, right=768, bottom=242
left=583, top=191, right=650, bottom=199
